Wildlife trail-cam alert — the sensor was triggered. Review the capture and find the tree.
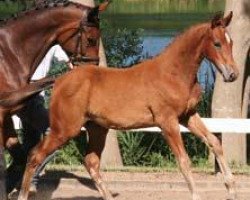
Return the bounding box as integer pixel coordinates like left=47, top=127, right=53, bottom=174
left=212, top=0, right=250, bottom=164
left=71, top=0, right=123, bottom=168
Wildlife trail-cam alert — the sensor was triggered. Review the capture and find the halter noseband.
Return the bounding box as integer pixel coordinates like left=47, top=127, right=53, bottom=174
left=70, top=19, right=100, bottom=65
left=60, top=14, right=100, bottom=66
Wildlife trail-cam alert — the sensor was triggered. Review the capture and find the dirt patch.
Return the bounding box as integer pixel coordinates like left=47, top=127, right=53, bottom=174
left=9, top=171, right=250, bottom=200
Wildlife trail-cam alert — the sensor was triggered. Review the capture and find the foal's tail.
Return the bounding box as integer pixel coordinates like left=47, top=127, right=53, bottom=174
left=0, top=77, right=55, bottom=108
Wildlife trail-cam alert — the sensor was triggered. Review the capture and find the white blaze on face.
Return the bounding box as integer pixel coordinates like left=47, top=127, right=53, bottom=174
left=225, top=32, right=231, bottom=44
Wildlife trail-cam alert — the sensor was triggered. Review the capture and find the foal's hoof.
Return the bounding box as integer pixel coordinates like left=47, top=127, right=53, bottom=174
left=226, top=193, right=237, bottom=200
left=192, top=194, right=201, bottom=200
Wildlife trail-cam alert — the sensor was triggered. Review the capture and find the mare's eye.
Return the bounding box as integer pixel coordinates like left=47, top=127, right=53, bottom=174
left=214, top=42, right=221, bottom=49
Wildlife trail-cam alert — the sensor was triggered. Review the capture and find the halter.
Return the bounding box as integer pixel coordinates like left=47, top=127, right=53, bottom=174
left=61, top=18, right=100, bottom=65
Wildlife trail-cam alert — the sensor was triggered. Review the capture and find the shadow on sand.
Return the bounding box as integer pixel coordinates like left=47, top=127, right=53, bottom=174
left=9, top=170, right=119, bottom=200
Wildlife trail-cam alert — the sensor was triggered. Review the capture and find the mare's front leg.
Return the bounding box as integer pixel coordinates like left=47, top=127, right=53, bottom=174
left=157, top=115, right=201, bottom=200
left=85, top=122, right=114, bottom=200
left=181, top=112, right=236, bottom=199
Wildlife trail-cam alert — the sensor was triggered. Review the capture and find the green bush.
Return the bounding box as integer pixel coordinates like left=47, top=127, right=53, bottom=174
left=102, top=27, right=144, bottom=67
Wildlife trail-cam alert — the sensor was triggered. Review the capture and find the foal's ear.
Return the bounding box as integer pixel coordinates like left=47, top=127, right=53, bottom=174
left=211, top=12, right=224, bottom=29
left=211, top=11, right=233, bottom=29
left=223, top=11, right=233, bottom=27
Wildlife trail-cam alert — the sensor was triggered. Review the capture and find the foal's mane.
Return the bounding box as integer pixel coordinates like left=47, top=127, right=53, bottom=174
left=158, top=22, right=210, bottom=56
left=0, top=0, right=90, bottom=26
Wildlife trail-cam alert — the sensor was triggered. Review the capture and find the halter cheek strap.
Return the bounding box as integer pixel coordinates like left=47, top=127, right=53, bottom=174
left=70, top=20, right=100, bottom=65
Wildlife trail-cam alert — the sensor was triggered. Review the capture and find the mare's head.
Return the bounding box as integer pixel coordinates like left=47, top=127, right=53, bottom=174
left=56, top=0, right=110, bottom=64
left=203, top=12, right=238, bottom=82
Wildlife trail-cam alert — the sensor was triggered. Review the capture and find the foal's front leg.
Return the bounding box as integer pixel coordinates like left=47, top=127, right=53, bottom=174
left=85, top=122, right=114, bottom=200
left=182, top=112, right=236, bottom=199
left=159, top=116, right=201, bottom=200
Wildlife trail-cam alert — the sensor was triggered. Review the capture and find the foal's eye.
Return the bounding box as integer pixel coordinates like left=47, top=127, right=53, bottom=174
left=214, top=42, right=221, bottom=49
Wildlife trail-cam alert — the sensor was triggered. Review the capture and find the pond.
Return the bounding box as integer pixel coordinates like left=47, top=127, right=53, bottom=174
left=102, top=0, right=226, bottom=89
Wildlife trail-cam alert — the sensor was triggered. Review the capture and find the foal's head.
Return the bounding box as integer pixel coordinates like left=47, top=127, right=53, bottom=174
left=203, top=12, right=238, bottom=82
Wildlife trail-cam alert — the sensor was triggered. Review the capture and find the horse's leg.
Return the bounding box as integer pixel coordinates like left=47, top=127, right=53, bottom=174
left=3, top=115, right=27, bottom=194
left=181, top=112, right=236, bottom=199
left=18, top=99, right=86, bottom=200
left=85, top=122, right=113, bottom=200
left=159, top=116, right=201, bottom=200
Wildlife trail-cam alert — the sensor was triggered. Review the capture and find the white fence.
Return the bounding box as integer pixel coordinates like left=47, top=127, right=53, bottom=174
left=13, top=116, right=250, bottom=133
left=130, top=118, right=250, bottom=133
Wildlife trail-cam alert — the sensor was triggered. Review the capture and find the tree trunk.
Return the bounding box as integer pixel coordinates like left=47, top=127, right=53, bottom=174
left=211, top=0, right=250, bottom=164
left=98, top=39, right=123, bottom=168
left=72, top=0, right=123, bottom=168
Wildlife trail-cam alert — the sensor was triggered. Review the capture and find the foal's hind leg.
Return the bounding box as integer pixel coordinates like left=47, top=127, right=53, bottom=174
left=85, top=122, right=114, bottom=200
left=182, top=113, right=236, bottom=199
left=158, top=116, right=201, bottom=200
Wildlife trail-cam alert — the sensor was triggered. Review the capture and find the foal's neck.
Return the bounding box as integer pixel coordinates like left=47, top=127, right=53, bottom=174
left=158, top=23, right=209, bottom=86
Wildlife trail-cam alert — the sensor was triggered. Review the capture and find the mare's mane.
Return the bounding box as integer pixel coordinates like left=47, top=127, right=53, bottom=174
left=0, top=0, right=90, bottom=26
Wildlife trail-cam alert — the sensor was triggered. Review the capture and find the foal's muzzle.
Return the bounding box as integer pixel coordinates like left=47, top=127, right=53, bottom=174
left=220, top=64, right=238, bottom=82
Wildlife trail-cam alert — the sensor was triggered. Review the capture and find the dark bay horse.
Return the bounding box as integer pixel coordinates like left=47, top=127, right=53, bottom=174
left=0, top=0, right=110, bottom=198
left=18, top=12, right=238, bottom=200
left=0, top=0, right=110, bottom=157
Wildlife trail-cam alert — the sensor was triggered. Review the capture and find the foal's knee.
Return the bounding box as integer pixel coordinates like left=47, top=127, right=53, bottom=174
left=178, top=154, right=191, bottom=170
left=27, top=148, right=45, bottom=168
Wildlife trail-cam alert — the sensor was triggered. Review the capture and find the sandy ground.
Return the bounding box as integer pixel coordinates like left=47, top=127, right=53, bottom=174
left=9, top=171, right=250, bottom=200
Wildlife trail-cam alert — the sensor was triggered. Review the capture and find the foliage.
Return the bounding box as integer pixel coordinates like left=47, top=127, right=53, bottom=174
left=102, top=27, right=144, bottom=67
left=118, top=130, right=209, bottom=167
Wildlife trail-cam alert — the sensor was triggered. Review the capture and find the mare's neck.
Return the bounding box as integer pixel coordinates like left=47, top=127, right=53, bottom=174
left=5, top=5, right=83, bottom=83
left=157, top=24, right=209, bottom=86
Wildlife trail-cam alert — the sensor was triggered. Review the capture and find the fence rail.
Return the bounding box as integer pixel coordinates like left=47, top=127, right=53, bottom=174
left=13, top=116, right=250, bottom=133
left=130, top=118, right=250, bottom=133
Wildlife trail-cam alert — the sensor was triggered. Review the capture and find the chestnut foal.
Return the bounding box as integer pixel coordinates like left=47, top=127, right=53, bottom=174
left=18, top=12, right=238, bottom=200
